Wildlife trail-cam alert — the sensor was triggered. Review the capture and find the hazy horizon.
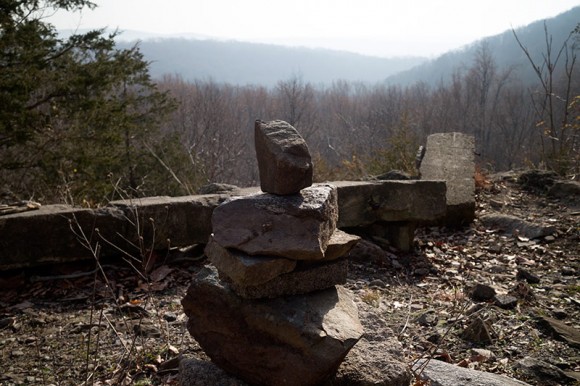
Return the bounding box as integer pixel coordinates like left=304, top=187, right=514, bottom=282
left=47, top=0, right=580, bottom=58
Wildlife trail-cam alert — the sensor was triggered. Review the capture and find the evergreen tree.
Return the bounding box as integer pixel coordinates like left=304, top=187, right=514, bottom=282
left=0, top=0, right=175, bottom=203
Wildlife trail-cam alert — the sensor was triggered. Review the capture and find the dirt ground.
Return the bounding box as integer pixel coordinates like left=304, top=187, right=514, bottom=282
left=0, top=171, right=578, bottom=385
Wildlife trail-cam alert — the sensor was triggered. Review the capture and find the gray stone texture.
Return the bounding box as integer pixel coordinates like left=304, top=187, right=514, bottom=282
left=0, top=205, right=127, bottom=269
left=322, top=229, right=360, bottom=261
left=333, top=180, right=447, bottom=227
left=414, top=358, right=531, bottom=386
left=2, top=179, right=447, bottom=270
left=479, top=213, right=556, bottom=239
left=255, top=119, right=313, bottom=195
left=179, top=357, right=248, bottom=386
left=206, top=236, right=297, bottom=287
left=181, top=266, right=363, bottom=386
left=420, top=132, right=476, bottom=225
left=221, top=258, right=348, bottom=299
left=212, top=184, right=338, bottom=260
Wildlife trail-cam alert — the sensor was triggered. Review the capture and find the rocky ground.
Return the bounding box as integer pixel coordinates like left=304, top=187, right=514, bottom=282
left=0, top=170, right=578, bottom=386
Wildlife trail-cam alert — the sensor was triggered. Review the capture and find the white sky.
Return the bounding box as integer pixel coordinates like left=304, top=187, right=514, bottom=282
left=49, top=0, right=580, bottom=57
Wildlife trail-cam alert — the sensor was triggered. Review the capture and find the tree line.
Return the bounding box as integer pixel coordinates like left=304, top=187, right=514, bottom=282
left=1, top=1, right=578, bottom=205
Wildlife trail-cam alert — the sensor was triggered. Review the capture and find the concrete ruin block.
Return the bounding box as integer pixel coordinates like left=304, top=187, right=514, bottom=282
left=222, top=258, right=348, bottom=299
left=181, top=265, right=363, bottom=386
left=334, top=180, right=447, bottom=228
left=110, top=194, right=229, bottom=249
left=420, top=132, right=475, bottom=225
left=0, top=205, right=127, bottom=270
left=255, top=119, right=313, bottom=195
left=212, top=184, right=338, bottom=260
left=206, top=236, right=297, bottom=287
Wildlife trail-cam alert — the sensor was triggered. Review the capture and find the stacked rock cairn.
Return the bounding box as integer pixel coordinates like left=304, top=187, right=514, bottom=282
left=181, top=120, right=364, bottom=386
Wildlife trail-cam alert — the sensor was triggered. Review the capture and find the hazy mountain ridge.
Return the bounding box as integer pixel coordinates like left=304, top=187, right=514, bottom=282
left=116, top=38, right=426, bottom=86
left=387, top=6, right=580, bottom=86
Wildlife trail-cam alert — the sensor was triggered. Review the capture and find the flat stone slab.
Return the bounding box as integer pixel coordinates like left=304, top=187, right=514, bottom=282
left=420, top=132, right=475, bottom=224
left=322, top=229, right=360, bottom=261
left=206, top=236, right=297, bottom=287
left=181, top=265, right=363, bottom=386
left=212, top=184, right=338, bottom=260
left=334, top=180, right=446, bottom=227
left=413, top=358, right=531, bottom=386
left=221, top=258, right=348, bottom=299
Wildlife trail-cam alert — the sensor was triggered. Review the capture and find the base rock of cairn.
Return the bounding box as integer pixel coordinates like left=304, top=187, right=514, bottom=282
left=182, top=266, right=363, bottom=386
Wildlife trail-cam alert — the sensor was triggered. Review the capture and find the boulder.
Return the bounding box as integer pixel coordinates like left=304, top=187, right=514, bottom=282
left=413, top=358, right=531, bottom=386
left=206, top=236, right=297, bottom=287
left=479, top=213, right=556, bottom=239
left=212, top=184, right=338, bottom=260
left=179, top=357, right=248, bottom=386
left=255, top=119, right=313, bottom=195
left=420, top=132, right=476, bottom=225
left=181, top=266, right=363, bottom=386
left=222, top=258, right=348, bottom=299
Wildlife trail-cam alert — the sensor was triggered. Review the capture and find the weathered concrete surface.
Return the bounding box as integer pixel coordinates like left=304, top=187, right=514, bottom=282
left=181, top=266, right=363, bottom=386
left=0, top=205, right=127, bottom=270
left=110, top=194, right=228, bottom=249
left=334, top=180, right=447, bottom=227
left=1, top=180, right=445, bottom=270
left=222, top=258, right=348, bottom=299
left=0, top=194, right=229, bottom=270
left=212, top=184, right=338, bottom=260
left=255, top=119, right=313, bottom=195
left=420, top=132, right=475, bottom=225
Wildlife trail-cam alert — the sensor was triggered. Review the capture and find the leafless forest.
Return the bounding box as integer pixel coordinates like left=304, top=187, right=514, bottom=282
left=152, top=40, right=579, bottom=195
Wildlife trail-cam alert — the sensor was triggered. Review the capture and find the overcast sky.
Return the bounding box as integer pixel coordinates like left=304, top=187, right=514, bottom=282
left=48, top=0, right=580, bottom=57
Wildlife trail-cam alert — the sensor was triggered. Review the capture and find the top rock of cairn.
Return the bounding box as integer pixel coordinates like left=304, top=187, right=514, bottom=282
left=255, top=120, right=313, bottom=195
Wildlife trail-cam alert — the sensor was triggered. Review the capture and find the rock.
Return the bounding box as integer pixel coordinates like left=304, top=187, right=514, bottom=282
left=254, top=119, right=313, bottom=195
left=537, top=315, right=580, bottom=348
left=479, top=213, right=556, bottom=239
left=420, top=132, right=476, bottom=225
left=494, top=294, right=518, bottom=310
left=462, top=317, right=493, bottom=344
left=222, top=258, right=348, bottom=299
left=322, top=230, right=360, bottom=261
left=206, top=236, right=297, bottom=286
left=548, top=180, right=580, bottom=198
left=198, top=183, right=241, bottom=195
left=417, top=310, right=438, bottom=326
left=518, top=170, right=558, bottom=191
left=516, top=268, right=541, bottom=284
left=334, top=180, right=446, bottom=227
left=515, top=356, right=576, bottom=385
left=179, top=357, right=248, bottom=386
left=414, top=358, right=532, bottom=386
left=220, top=259, right=348, bottom=299
left=470, top=348, right=495, bottom=362
left=181, top=266, right=363, bottom=386
left=212, top=184, right=338, bottom=260
left=346, top=239, right=396, bottom=266
left=468, top=283, right=496, bottom=302
left=375, top=170, right=412, bottom=180
left=332, top=338, right=411, bottom=386
left=332, top=305, right=412, bottom=386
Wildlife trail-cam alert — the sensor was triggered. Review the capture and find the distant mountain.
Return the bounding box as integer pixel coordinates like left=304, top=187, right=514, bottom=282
left=116, top=38, right=426, bottom=86
left=387, top=6, right=580, bottom=86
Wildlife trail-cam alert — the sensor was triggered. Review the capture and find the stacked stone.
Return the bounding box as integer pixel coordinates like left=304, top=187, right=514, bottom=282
left=181, top=120, right=363, bottom=386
